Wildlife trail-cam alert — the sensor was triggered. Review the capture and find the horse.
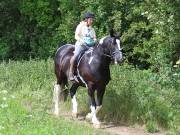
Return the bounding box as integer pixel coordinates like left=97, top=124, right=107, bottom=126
left=53, top=30, right=123, bottom=128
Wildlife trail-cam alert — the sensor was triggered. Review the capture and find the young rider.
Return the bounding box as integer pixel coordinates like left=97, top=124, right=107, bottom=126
left=69, top=12, right=96, bottom=81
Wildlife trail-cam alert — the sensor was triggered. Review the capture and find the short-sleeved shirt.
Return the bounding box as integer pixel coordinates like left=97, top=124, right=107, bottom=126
left=75, top=21, right=96, bottom=46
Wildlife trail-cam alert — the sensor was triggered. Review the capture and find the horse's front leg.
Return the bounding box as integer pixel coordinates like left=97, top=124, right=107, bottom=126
left=96, top=86, right=106, bottom=114
left=70, top=83, right=79, bottom=118
left=87, top=84, right=101, bottom=128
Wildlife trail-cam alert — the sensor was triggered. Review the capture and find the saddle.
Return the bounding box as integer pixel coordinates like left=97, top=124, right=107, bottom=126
left=76, top=47, right=94, bottom=64
left=73, top=47, right=94, bottom=80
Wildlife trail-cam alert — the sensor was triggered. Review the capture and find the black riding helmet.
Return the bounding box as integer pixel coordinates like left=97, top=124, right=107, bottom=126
left=84, top=12, right=95, bottom=19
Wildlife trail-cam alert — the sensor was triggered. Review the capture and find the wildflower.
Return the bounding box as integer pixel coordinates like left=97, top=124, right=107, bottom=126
left=11, top=95, right=16, bottom=99
left=145, top=11, right=148, bottom=14
left=29, top=114, right=33, bottom=117
left=176, top=59, right=180, bottom=65
left=155, top=21, right=163, bottom=25
left=147, top=14, right=152, bottom=20
left=0, top=104, right=8, bottom=108
left=141, top=11, right=148, bottom=16
left=168, top=15, right=174, bottom=22
left=141, top=12, right=145, bottom=15
left=25, top=114, right=33, bottom=118
left=0, top=125, right=5, bottom=130
left=1, top=90, right=8, bottom=94
left=155, top=30, right=159, bottom=34
left=2, top=97, right=7, bottom=101
left=173, top=73, right=178, bottom=76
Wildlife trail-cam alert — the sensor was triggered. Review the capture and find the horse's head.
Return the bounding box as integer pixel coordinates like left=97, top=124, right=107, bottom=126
left=99, top=29, right=123, bottom=64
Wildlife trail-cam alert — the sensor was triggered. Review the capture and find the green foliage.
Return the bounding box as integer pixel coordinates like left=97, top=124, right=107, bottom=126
left=1, top=0, right=179, bottom=69
left=146, top=120, right=159, bottom=133
left=1, top=0, right=61, bottom=59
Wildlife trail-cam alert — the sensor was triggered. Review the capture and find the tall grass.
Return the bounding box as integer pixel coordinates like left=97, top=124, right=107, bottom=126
left=0, top=59, right=179, bottom=134
left=103, top=64, right=179, bottom=134
left=0, top=59, right=106, bottom=135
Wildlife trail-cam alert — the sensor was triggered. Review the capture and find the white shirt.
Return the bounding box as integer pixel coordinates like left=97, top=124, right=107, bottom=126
left=75, top=21, right=96, bottom=44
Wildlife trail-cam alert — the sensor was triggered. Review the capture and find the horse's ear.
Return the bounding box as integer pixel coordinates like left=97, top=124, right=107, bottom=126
left=109, top=29, right=114, bottom=37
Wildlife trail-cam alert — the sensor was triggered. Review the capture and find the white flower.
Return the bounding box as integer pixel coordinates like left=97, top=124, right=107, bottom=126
left=0, top=125, right=5, bottom=130
left=0, top=104, right=8, bottom=108
left=141, top=12, right=145, bottom=15
left=11, top=95, right=16, bottom=99
left=173, top=73, right=178, bottom=76
left=141, top=11, right=148, bottom=16
left=145, top=11, right=148, bottom=14
left=2, top=97, right=7, bottom=101
left=26, top=114, right=33, bottom=118
left=155, top=30, right=159, bottom=34
left=155, top=21, right=164, bottom=25
left=147, top=15, right=152, bottom=20
left=1, top=90, right=8, bottom=94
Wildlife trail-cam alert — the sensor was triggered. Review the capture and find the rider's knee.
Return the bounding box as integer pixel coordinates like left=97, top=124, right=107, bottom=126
left=70, top=55, right=78, bottom=64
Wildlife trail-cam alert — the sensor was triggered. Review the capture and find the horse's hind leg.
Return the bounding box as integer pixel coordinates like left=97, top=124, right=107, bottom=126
left=53, top=72, right=67, bottom=116
left=70, top=83, right=79, bottom=118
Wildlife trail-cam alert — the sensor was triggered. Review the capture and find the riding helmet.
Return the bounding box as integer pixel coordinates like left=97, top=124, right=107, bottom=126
left=84, top=12, right=95, bottom=19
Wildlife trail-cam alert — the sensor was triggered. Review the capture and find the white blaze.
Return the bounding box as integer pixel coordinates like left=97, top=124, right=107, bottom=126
left=116, top=39, right=121, bottom=50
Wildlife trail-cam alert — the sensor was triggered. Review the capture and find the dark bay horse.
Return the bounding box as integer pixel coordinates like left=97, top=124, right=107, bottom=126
left=53, top=30, right=123, bottom=127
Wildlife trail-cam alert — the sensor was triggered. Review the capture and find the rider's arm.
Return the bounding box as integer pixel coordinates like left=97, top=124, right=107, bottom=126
left=75, top=23, right=84, bottom=43
left=91, top=28, right=97, bottom=41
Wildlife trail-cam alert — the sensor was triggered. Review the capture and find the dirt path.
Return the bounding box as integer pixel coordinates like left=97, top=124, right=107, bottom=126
left=59, top=111, right=165, bottom=135
left=99, top=123, right=164, bottom=135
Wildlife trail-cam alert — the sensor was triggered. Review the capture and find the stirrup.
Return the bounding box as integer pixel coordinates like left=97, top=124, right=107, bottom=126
left=74, top=76, right=79, bottom=83
left=69, top=76, right=79, bottom=83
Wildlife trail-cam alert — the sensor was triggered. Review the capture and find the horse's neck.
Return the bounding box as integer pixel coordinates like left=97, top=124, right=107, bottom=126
left=94, top=45, right=111, bottom=83
left=94, top=45, right=111, bottom=67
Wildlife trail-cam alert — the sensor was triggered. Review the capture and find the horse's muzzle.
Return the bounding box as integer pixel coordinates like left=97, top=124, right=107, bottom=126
left=113, top=51, right=123, bottom=64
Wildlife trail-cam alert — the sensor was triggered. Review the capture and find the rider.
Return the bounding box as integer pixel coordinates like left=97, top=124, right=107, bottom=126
left=69, top=12, right=97, bottom=81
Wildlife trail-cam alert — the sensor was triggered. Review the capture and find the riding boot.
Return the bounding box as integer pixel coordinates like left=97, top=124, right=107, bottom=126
left=69, top=56, right=75, bottom=81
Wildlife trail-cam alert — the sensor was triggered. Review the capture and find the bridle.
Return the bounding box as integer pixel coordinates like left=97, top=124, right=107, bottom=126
left=101, top=38, right=121, bottom=59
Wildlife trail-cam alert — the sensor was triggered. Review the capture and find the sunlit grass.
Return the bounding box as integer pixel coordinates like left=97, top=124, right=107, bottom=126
left=0, top=59, right=179, bottom=134
left=0, top=59, right=106, bottom=135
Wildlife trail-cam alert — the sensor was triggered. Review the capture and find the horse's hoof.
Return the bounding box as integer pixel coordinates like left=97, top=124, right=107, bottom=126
left=93, top=123, right=101, bottom=129
left=54, top=112, right=60, bottom=117
left=85, top=113, right=92, bottom=121
left=72, top=112, right=78, bottom=118
left=53, top=109, right=60, bottom=116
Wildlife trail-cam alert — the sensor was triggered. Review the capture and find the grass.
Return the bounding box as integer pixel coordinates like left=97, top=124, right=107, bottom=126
left=0, top=97, right=96, bottom=135
left=0, top=59, right=179, bottom=135
left=0, top=59, right=106, bottom=135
